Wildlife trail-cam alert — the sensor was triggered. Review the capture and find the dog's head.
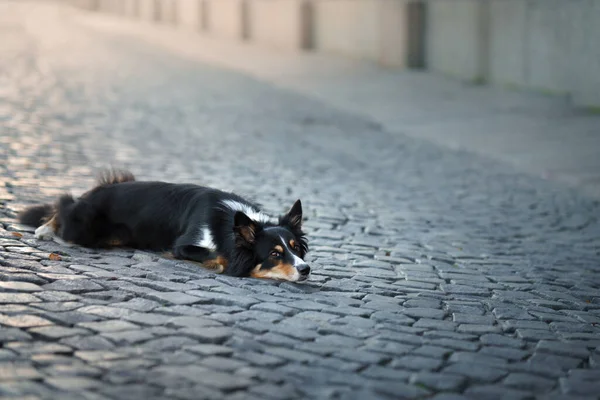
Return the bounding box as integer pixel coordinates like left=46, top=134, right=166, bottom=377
left=233, top=200, right=310, bottom=282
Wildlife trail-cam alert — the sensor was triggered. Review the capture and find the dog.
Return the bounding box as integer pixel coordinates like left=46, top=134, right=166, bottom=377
left=18, top=170, right=310, bottom=282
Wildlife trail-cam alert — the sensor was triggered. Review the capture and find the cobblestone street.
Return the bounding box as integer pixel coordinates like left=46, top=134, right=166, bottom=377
left=1, top=2, right=600, bottom=400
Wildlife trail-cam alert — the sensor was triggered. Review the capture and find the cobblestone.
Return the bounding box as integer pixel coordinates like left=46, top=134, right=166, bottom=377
left=1, top=2, right=599, bottom=399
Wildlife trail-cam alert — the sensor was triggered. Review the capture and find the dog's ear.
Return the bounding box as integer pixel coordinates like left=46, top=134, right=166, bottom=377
left=233, top=211, right=258, bottom=248
left=280, top=199, right=303, bottom=230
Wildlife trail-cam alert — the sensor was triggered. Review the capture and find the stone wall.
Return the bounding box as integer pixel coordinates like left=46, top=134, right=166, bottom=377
left=65, top=0, right=600, bottom=107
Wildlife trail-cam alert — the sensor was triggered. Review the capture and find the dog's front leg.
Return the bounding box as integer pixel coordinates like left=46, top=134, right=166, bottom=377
left=172, top=245, right=227, bottom=274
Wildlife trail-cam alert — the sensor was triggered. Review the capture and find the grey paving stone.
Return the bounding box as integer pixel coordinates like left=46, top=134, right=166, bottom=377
left=0, top=293, right=41, bottom=304
left=369, top=381, right=431, bottom=399
left=535, top=340, right=591, bottom=358
left=443, top=362, right=508, bottom=382
left=427, top=338, right=479, bottom=352
left=0, top=362, right=42, bottom=380
left=315, top=334, right=364, bottom=348
left=528, top=353, right=584, bottom=371
left=237, top=320, right=270, bottom=334
left=479, top=346, right=530, bottom=361
left=428, top=395, right=470, bottom=400
left=448, top=351, right=508, bottom=367
left=0, top=281, right=43, bottom=292
left=179, top=327, right=232, bottom=344
left=45, top=376, right=103, bottom=391
left=185, top=290, right=258, bottom=309
left=196, top=355, right=248, bottom=371
left=516, top=328, right=558, bottom=341
left=365, top=340, right=419, bottom=358
left=249, top=383, right=299, bottom=400
left=110, top=298, right=161, bottom=312
left=31, top=301, right=85, bottom=312
left=370, top=311, right=415, bottom=324
left=121, top=278, right=199, bottom=292
left=0, top=349, right=17, bottom=361
left=401, top=307, right=446, bottom=320
left=0, top=314, right=52, bottom=328
left=235, top=310, right=286, bottom=323
left=28, top=326, right=91, bottom=340
left=60, top=335, right=116, bottom=350
left=322, top=305, right=374, bottom=318
left=493, top=307, right=537, bottom=321
left=425, top=331, right=478, bottom=343
left=501, top=319, right=550, bottom=331
left=143, top=290, right=206, bottom=305
left=165, top=316, right=223, bottom=329
left=3, top=342, right=70, bottom=357
left=457, top=324, right=502, bottom=334
left=480, top=333, right=526, bottom=348
left=391, top=355, right=443, bottom=371
left=503, top=372, right=556, bottom=391
left=121, top=311, right=171, bottom=326
left=269, top=324, right=319, bottom=341
left=409, top=372, right=467, bottom=391
left=452, top=313, right=495, bottom=324
left=410, top=345, right=453, bottom=359
left=184, top=344, right=233, bottom=356
left=0, top=304, right=35, bottom=315
left=77, top=320, right=140, bottom=333
left=464, top=385, right=532, bottom=400
left=233, top=351, right=285, bottom=368
left=333, top=349, right=390, bottom=365
left=42, top=279, right=104, bottom=293
left=75, top=305, right=132, bottom=319
left=44, top=363, right=103, bottom=378
left=163, top=384, right=223, bottom=400
left=42, top=311, right=101, bottom=326
left=413, top=318, right=457, bottom=331
left=33, top=291, right=80, bottom=302
left=152, top=365, right=253, bottom=391
left=440, top=284, right=490, bottom=296
left=140, top=336, right=199, bottom=351
left=99, top=384, right=162, bottom=399
left=263, top=347, right=319, bottom=364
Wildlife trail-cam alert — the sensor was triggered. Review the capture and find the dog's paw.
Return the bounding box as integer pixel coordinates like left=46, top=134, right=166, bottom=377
left=34, top=225, right=55, bottom=240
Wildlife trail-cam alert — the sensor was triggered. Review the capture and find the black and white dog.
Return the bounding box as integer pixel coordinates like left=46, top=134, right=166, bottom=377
left=19, top=170, right=310, bottom=282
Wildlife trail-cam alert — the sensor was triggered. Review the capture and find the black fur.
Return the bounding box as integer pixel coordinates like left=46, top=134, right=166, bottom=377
left=18, top=204, right=53, bottom=227
left=18, top=170, right=310, bottom=280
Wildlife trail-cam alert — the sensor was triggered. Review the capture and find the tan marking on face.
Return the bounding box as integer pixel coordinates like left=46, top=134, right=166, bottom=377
left=250, top=261, right=299, bottom=281
left=289, top=239, right=296, bottom=249
left=274, top=245, right=284, bottom=253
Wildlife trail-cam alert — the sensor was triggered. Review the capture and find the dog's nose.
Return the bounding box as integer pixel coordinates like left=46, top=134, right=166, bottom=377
left=296, top=264, right=311, bottom=276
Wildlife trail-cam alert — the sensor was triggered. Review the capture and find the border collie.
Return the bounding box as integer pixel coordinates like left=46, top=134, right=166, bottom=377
left=18, top=170, right=310, bottom=282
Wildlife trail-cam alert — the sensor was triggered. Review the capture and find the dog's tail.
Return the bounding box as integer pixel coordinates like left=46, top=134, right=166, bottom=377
left=18, top=204, right=54, bottom=228
left=96, top=169, right=135, bottom=186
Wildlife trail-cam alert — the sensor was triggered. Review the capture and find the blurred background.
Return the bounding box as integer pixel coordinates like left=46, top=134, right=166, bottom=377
left=51, top=0, right=600, bottom=199
left=69, top=0, right=600, bottom=107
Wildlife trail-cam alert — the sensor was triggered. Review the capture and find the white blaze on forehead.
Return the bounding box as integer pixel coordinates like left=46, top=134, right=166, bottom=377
left=280, top=236, right=305, bottom=267
left=196, top=226, right=216, bottom=250
left=222, top=200, right=272, bottom=224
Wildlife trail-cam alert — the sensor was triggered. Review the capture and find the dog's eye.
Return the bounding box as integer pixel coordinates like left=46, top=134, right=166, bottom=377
left=294, top=245, right=301, bottom=253
left=270, top=251, right=281, bottom=258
